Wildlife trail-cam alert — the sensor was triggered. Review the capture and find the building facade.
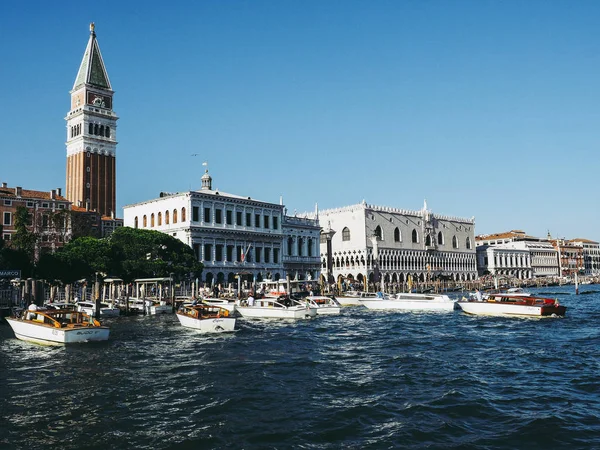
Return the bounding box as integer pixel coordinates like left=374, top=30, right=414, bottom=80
left=123, top=171, right=320, bottom=286
left=0, top=183, right=71, bottom=259
left=570, top=239, right=600, bottom=276
left=476, top=244, right=532, bottom=279
left=549, top=239, right=584, bottom=276
left=66, top=23, right=118, bottom=218
left=305, top=201, right=477, bottom=288
left=475, top=231, right=559, bottom=278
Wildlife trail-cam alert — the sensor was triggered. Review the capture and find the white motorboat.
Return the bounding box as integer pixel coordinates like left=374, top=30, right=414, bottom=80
left=336, top=291, right=379, bottom=306
left=77, top=301, right=120, bottom=317
left=457, top=294, right=567, bottom=317
left=127, top=298, right=172, bottom=314
left=176, top=304, right=236, bottom=333
left=304, top=295, right=341, bottom=315
left=236, top=297, right=316, bottom=319
left=360, top=292, right=457, bottom=311
left=6, top=307, right=109, bottom=345
left=199, top=297, right=237, bottom=313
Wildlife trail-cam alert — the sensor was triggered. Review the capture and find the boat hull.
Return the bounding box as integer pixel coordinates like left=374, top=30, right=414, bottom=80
left=176, top=313, right=236, bottom=332
left=336, top=297, right=363, bottom=306
left=361, top=299, right=456, bottom=311
left=458, top=301, right=566, bottom=317
left=236, top=306, right=313, bottom=319
left=6, top=318, right=110, bottom=345
left=315, top=306, right=341, bottom=315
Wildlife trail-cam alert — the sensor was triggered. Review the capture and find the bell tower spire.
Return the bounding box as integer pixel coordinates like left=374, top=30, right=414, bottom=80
left=65, top=23, right=118, bottom=217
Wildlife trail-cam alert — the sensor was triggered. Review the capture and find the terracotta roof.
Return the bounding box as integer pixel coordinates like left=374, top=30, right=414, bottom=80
left=475, top=231, right=529, bottom=240
left=0, top=187, right=68, bottom=202
left=71, top=205, right=97, bottom=213
left=569, top=238, right=599, bottom=244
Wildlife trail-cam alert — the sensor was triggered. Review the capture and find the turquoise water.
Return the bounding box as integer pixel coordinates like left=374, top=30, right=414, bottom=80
left=1, top=285, right=598, bottom=449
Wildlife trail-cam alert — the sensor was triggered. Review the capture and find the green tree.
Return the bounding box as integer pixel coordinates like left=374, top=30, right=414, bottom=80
left=0, top=248, right=33, bottom=278
left=109, top=227, right=203, bottom=282
left=54, top=236, right=114, bottom=281
left=12, top=206, right=37, bottom=260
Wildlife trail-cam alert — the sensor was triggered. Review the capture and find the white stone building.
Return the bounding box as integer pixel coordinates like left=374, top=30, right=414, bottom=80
left=476, top=244, right=532, bottom=279
left=303, top=201, right=477, bottom=288
left=476, top=231, right=559, bottom=278
left=123, top=170, right=320, bottom=286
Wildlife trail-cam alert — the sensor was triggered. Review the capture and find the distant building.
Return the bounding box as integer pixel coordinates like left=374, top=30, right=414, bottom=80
left=0, top=183, right=71, bottom=259
left=303, top=201, right=477, bottom=288
left=475, top=230, right=559, bottom=278
left=71, top=204, right=123, bottom=239
left=66, top=23, right=118, bottom=218
left=122, top=170, right=320, bottom=286
left=569, top=239, right=600, bottom=276
left=548, top=238, right=584, bottom=276
left=476, top=244, right=532, bottom=279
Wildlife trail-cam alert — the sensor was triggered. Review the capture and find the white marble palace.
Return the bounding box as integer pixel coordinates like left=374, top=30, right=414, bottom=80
left=303, top=200, right=477, bottom=287
left=123, top=170, right=321, bottom=286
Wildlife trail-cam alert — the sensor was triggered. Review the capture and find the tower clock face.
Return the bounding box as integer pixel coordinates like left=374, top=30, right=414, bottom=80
left=87, top=92, right=112, bottom=109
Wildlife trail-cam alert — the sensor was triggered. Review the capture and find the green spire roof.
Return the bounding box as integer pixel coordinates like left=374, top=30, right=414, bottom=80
left=73, top=23, right=112, bottom=90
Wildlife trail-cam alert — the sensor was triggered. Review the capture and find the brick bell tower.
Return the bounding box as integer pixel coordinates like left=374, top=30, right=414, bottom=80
left=66, top=23, right=118, bottom=217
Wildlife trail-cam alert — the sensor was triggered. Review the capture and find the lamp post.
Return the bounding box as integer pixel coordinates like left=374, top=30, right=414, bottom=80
left=320, top=223, right=336, bottom=293
left=170, top=272, right=175, bottom=312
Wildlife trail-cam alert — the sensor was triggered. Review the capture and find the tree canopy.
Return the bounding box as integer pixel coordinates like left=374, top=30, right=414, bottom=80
left=37, top=227, right=203, bottom=284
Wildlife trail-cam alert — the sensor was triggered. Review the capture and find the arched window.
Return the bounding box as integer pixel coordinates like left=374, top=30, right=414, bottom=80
left=412, top=229, right=418, bottom=243
left=298, top=237, right=303, bottom=256
left=134, top=217, right=138, bottom=229
left=151, top=213, right=155, bottom=227
left=394, top=227, right=401, bottom=242
left=342, top=227, right=351, bottom=241
left=466, top=237, right=472, bottom=249
left=173, top=209, right=178, bottom=223
left=452, top=235, right=458, bottom=249
left=143, top=215, right=147, bottom=227
left=105, top=126, right=110, bottom=138
left=94, top=124, right=99, bottom=135
left=99, top=125, right=104, bottom=136
left=89, top=123, right=93, bottom=134
left=308, top=238, right=313, bottom=257
left=425, top=235, right=431, bottom=246
left=181, top=207, right=186, bottom=222
left=287, top=237, right=294, bottom=255
left=165, top=210, right=170, bottom=224
left=438, top=231, right=444, bottom=245
left=158, top=212, right=162, bottom=226
left=374, top=226, right=382, bottom=240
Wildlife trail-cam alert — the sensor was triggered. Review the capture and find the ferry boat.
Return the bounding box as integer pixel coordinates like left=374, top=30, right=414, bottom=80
left=176, top=304, right=236, bottom=333
left=6, top=307, right=110, bottom=345
left=360, top=292, right=457, bottom=311
left=236, top=297, right=316, bottom=319
left=304, top=295, right=342, bottom=315
left=457, top=294, right=567, bottom=317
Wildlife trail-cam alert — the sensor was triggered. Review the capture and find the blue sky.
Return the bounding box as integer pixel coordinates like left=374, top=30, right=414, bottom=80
left=1, top=1, right=599, bottom=240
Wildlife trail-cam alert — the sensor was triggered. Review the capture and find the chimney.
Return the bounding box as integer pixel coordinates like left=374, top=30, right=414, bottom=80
left=86, top=200, right=90, bottom=211
left=1, top=182, right=7, bottom=188
left=50, top=190, right=56, bottom=199
left=57, top=187, right=62, bottom=197
left=15, top=186, right=22, bottom=197
left=78, top=200, right=83, bottom=207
